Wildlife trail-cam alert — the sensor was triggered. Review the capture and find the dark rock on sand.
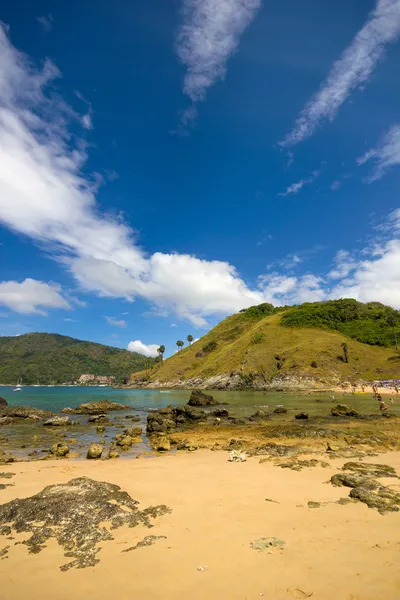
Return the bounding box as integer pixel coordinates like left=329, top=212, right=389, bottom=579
left=122, top=535, right=166, bottom=552
left=0, top=472, right=15, bottom=479
left=0, top=417, right=12, bottom=426
left=342, top=462, right=398, bottom=479
left=62, top=401, right=130, bottom=415
left=115, top=434, right=133, bottom=448
left=278, top=459, right=329, bottom=471
left=146, top=405, right=206, bottom=435
left=295, top=412, right=309, bottom=420
left=149, top=433, right=171, bottom=452
left=0, top=406, right=53, bottom=421
left=86, top=443, right=103, bottom=459
left=188, top=389, right=218, bottom=407
left=307, top=501, right=321, bottom=509
left=44, top=416, right=71, bottom=427
left=273, top=407, right=287, bottom=414
left=105, top=449, right=120, bottom=459
left=331, top=404, right=359, bottom=417
left=250, top=537, right=285, bottom=552
left=0, top=451, right=15, bottom=465
left=0, top=477, right=171, bottom=570
left=96, top=426, right=105, bottom=434
left=0, top=398, right=7, bottom=408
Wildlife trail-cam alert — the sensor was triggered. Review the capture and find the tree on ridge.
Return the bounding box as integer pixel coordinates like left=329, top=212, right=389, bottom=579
left=187, top=335, right=193, bottom=345
left=176, top=340, right=184, bottom=352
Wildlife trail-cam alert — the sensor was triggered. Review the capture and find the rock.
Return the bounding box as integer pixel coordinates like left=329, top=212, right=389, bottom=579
left=150, top=434, right=171, bottom=452
left=62, top=401, right=130, bottom=415
left=213, top=409, right=229, bottom=418
left=0, top=397, right=7, bottom=408
left=146, top=413, right=176, bottom=434
left=342, top=462, right=398, bottom=479
left=43, top=416, right=70, bottom=427
left=273, top=407, right=287, bottom=414
left=176, top=440, right=198, bottom=451
left=349, top=484, right=400, bottom=514
left=307, top=501, right=321, bottom=509
left=188, top=389, right=217, bottom=407
left=278, top=459, right=329, bottom=471
left=124, top=427, right=142, bottom=437
left=0, top=451, right=15, bottom=465
left=115, top=435, right=133, bottom=448
left=330, top=473, right=374, bottom=489
left=249, top=410, right=269, bottom=421
left=106, top=449, right=120, bottom=459
left=96, top=426, right=105, bottom=434
left=331, top=404, right=359, bottom=417
left=250, top=537, right=285, bottom=552
left=176, top=405, right=205, bottom=421
left=0, top=406, right=53, bottom=420
left=0, top=417, right=12, bottom=426
left=86, top=443, right=103, bottom=459
left=88, top=414, right=108, bottom=423
left=50, top=442, right=69, bottom=457
left=295, top=412, right=309, bottom=420
left=122, top=535, right=167, bottom=552
left=0, top=476, right=171, bottom=570
left=124, top=415, right=141, bottom=421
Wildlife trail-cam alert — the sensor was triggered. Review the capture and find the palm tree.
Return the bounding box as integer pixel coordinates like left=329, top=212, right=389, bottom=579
left=157, top=345, right=165, bottom=362
left=176, top=340, right=184, bottom=352
left=341, top=342, right=349, bottom=363
left=387, top=315, right=399, bottom=351
left=187, top=335, right=193, bottom=345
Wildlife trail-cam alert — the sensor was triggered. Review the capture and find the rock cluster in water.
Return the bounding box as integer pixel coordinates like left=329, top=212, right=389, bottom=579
left=62, top=401, right=130, bottom=415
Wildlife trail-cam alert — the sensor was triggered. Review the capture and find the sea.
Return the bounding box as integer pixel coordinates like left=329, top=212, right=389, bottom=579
left=0, top=386, right=397, bottom=460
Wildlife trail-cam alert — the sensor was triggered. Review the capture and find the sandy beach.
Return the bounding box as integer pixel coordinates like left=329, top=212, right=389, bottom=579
left=1, top=450, right=400, bottom=600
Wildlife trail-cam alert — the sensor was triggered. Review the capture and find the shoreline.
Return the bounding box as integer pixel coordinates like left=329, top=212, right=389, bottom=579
left=1, top=449, right=399, bottom=599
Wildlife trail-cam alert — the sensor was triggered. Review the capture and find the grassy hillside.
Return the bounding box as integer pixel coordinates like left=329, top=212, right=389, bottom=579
left=0, top=333, right=153, bottom=385
left=131, top=300, right=400, bottom=385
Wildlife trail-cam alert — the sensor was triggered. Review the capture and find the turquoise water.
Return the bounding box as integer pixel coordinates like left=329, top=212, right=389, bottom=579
left=0, top=386, right=397, bottom=461
left=0, top=385, right=396, bottom=416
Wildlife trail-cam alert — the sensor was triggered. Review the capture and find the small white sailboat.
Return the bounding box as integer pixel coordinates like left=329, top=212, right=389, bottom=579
left=13, top=377, right=22, bottom=392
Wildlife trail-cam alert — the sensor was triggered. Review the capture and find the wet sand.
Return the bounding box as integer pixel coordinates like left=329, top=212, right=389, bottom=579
left=1, top=450, right=400, bottom=600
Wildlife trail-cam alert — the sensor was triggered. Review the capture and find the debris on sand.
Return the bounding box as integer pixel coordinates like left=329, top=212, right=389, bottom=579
left=228, top=450, right=246, bottom=462
left=0, top=477, right=171, bottom=570
left=250, top=537, right=285, bottom=552
left=122, top=535, right=167, bottom=552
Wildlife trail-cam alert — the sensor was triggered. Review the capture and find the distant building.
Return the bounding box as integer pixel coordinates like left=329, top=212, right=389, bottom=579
left=78, top=374, right=115, bottom=385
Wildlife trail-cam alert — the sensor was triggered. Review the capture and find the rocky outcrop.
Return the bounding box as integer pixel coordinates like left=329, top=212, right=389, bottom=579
left=188, top=390, right=218, bottom=406
left=106, top=449, right=120, bottom=459
left=331, top=404, right=359, bottom=417
left=150, top=433, right=171, bottom=452
left=44, top=416, right=71, bottom=427
left=0, top=450, right=15, bottom=464
left=0, top=406, right=54, bottom=420
left=62, top=401, right=130, bottom=415
left=87, top=443, right=103, bottom=459
left=146, top=405, right=206, bottom=435
left=0, top=476, right=171, bottom=570
left=295, top=412, right=309, bottom=420
left=0, top=397, right=7, bottom=408
left=273, top=407, right=287, bottom=414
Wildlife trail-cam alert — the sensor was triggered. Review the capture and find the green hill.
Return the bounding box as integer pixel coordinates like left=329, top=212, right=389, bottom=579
left=131, top=299, right=400, bottom=388
left=0, top=333, right=154, bottom=385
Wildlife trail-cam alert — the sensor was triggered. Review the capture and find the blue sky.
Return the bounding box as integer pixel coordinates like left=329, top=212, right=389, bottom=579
left=1, top=0, right=400, bottom=357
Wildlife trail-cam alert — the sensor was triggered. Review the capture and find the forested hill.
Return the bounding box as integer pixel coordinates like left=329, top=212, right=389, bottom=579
left=131, top=299, right=400, bottom=386
left=0, top=333, right=153, bottom=384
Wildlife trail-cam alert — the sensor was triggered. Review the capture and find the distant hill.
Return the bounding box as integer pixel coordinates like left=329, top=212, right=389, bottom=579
left=131, top=299, right=400, bottom=388
left=0, top=333, right=154, bottom=385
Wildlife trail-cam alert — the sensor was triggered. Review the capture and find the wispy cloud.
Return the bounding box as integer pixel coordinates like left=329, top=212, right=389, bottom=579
left=175, top=0, right=261, bottom=127
left=0, top=279, right=70, bottom=315
left=357, top=123, right=400, bottom=180
left=105, top=316, right=127, bottom=328
left=278, top=170, right=319, bottom=196
left=281, top=0, right=400, bottom=147
left=330, top=180, right=342, bottom=191
left=64, top=318, right=79, bottom=323
left=36, top=14, right=54, bottom=32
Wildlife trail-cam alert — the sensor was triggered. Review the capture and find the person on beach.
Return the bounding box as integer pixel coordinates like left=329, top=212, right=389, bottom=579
left=379, top=400, right=389, bottom=412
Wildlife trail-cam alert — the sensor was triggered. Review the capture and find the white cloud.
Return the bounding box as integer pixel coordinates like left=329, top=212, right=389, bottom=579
left=105, top=316, right=126, bottom=328
left=327, top=250, right=357, bottom=279
left=64, top=318, right=79, bottom=322
left=357, top=123, right=400, bottom=180
left=127, top=340, right=159, bottom=358
left=258, top=273, right=326, bottom=305
left=0, top=278, right=70, bottom=315
left=278, top=170, right=319, bottom=196
left=281, top=0, right=400, bottom=147
left=36, top=15, right=54, bottom=32
left=175, top=0, right=261, bottom=125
